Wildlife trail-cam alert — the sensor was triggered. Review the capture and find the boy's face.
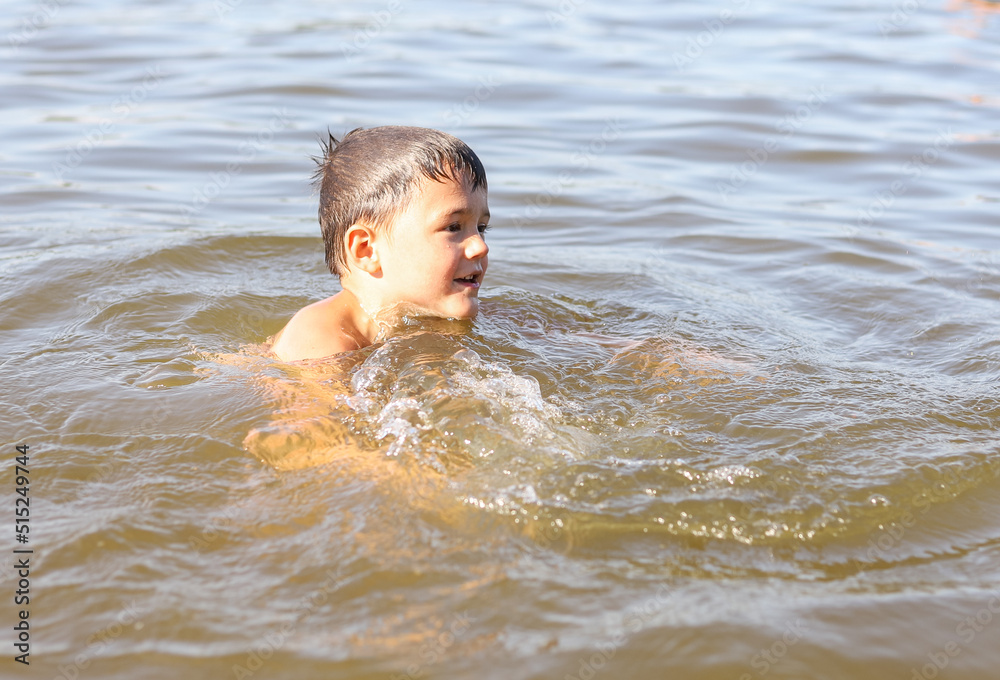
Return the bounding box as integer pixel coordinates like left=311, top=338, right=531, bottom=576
left=372, top=172, right=490, bottom=320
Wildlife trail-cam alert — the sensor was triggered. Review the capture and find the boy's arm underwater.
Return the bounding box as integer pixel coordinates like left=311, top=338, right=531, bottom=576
left=241, top=349, right=371, bottom=471
left=244, top=413, right=364, bottom=471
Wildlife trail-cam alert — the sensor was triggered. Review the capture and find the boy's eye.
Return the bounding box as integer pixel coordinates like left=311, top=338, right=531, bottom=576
left=478, top=223, right=490, bottom=235
left=446, top=223, right=462, bottom=233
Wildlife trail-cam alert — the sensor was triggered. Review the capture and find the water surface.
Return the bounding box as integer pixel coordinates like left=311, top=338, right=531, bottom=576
left=2, top=1, right=1000, bottom=678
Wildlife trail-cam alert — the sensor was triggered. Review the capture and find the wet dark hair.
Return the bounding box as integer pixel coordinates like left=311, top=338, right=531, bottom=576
left=313, top=126, right=488, bottom=277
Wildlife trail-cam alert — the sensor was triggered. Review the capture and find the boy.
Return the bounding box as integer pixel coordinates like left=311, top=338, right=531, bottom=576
left=269, top=126, right=491, bottom=362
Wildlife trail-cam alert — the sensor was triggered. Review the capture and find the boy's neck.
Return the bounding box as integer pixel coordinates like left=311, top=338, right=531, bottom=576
left=339, top=276, right=383, bottom=345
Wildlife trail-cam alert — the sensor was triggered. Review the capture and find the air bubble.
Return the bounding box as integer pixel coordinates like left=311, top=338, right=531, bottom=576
left=452, top=348, right=482, bottom=366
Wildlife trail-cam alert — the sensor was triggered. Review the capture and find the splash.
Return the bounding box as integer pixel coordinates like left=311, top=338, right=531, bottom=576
left=243, top=330, right=570, bottom=474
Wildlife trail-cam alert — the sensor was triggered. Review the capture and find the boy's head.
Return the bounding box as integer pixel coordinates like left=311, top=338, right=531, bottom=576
left=314, top=126, right=488, bottom=278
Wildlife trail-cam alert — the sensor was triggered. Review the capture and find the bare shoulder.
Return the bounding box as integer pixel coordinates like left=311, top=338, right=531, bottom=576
left=269, top=294, right=362, bottom=362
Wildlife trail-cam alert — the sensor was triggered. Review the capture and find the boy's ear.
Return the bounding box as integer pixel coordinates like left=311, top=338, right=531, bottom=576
left=344, top=223, right=381, bottom=275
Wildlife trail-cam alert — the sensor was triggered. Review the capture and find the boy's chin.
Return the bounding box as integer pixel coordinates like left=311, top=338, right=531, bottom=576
left=451, top=298, right=480, bottom=319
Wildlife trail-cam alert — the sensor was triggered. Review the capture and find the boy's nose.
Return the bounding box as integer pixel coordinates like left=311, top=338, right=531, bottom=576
left=466, top=234, right=488, bottom=260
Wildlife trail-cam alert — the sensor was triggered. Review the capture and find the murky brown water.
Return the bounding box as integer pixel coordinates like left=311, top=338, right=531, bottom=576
left=3, top=0, right=1000, bottom=678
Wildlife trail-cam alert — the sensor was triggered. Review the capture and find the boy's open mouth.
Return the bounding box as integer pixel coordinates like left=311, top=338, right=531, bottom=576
left=454, top=273, right=481, bottom=288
